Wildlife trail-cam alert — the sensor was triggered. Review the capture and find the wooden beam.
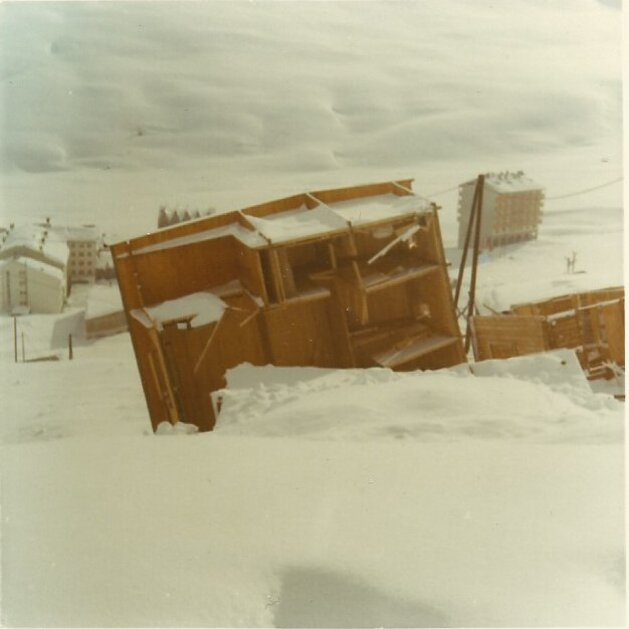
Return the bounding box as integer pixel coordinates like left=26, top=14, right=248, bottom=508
left=193, top=316, right=226, bottom=375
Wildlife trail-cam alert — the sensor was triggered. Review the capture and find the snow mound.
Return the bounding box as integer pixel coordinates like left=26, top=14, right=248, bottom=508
left=215, top=353, right=622, bottom=444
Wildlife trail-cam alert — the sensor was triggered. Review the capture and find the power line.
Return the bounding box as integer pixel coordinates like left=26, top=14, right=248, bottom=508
left=422, top=175, right=623, bottom=203
left=424, top=184, right=460, bottom=198
left=541, top=176, right=622, bottom=200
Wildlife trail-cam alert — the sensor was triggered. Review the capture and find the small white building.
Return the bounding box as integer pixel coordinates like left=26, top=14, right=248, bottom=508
left=0, top=221, right=102, bottom=313
left=0, top=257, right=66, bottom=314
left=457, top=171, right=544, bottom=250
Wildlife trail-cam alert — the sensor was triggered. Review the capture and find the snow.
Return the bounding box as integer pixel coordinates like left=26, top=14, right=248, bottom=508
left=125, top=193, right=431, bottom=253
left=0, top=255, right=65, bottom=281
left=246, top=205, right=349, bottom=244
left=84, top=282, right=124, bottom=319
left=0, top=338, right=625, bottom=626
left=127, top=222, right=267, bottom=256
left=331, top=193, right=430, bottom=226
left=214, top=357, right=621, bottom=444
left=0, top=223, right=69, bottom=267
left=132, top=291, right=227, bottom=330
left=463, top=171, right=544, bottom=194
left=0, top=1, right=622, bottom=237
left=0, top=1, right=625, bottom=627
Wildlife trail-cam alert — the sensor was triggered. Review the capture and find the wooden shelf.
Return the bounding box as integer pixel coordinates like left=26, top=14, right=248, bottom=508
left=362, top=263, right=439, bottom=293
left=336, top=254, right=440, bottom=294
left=372, top=334, right=459, bottom=368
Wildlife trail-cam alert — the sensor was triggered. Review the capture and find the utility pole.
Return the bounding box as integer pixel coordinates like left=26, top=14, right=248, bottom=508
left=13, top=316, right=17, bottom=363
left=21, top=331, right=25, bottom=362
left=452, top=174, right=485, bottom=354
left=454, top=178, right=482, bottom=311
left=68, top=334, right=73, bottom=360
left=464, top=174, right=485, bottom=353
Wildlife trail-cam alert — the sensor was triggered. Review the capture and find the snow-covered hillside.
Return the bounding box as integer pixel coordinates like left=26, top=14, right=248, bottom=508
left=0, top=1, right=625, bottom=627
left=0, top=0, right=623, bottom=238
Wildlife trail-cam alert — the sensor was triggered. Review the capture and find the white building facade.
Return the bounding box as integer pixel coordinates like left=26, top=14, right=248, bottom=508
left=0, top=257, right=66, bottom=314
left=457, top=172, right=544, bottom=250
left=62, top=226, right=100, bottom=283
left=0, top=221, right=102, bottom=313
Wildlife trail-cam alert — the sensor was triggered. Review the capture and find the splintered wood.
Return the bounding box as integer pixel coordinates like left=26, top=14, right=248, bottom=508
left=471, top=287, right=625, bottom=379
left=111, top=180, right=466, bottom=431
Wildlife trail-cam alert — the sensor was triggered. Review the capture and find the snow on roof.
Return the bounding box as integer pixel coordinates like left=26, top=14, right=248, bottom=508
left=329, top=193, right=430, bottom=225
left=245, top=205, right=349, bottom=244
left=0, top=256, right=66, bottom=281
left=85, top=283, right=124, bottom=319
left=0, top=224, right=69, bottom=266
left=131, top=291, right=227, bottom=330
left=461, top=171, right=543, bottom=194
left=126, top=223, right=267, bottom=257
left=51, top=224, right=101, bottom=242
left=119, top=191, right=431, bottom=256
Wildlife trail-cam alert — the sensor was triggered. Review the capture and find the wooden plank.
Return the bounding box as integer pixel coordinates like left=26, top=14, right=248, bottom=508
left=363, top=264, right=439, bottom=293
left=193, top=318, right=225, bottom=375
left=275, top=248, right=297, bottom=297
left=234, top=241, right=269, bottom=304
left=147, top=326, right=181, bottom=424
left=328, top=242, right=337, bottom=269
left=241, top=193, right=309, bottom=219
left=269, top=249, right=287, bottom=302
left=372, top=335, right=459, bottom=368
left=310, top=179, right=414, bottom=204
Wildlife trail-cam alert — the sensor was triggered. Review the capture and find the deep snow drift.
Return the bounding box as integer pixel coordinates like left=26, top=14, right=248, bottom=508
left=1, top=338, right=625, bottom=627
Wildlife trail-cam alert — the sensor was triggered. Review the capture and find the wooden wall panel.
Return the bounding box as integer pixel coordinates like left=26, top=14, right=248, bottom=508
left=417, top=270, right=463, bottom=338
left=601, top=300, right=625, bottom=365
left=112, top=210, right=242, bottom=256
left=548, top=315, right=582, bottom=349
left=471, top=315, right=549, bottom=361
left=159, top=299, right=269, bottom=431
left=126, top=237, right=238, bottom=306
left=112, top=241, right=174, bottom=430
left=262, top=299, right=340, bottom=367
left=366, top=284, right=412, bottom=324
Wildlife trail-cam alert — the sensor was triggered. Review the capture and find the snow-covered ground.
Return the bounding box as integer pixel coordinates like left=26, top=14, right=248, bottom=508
left=0, top=1, right=625, bottom=627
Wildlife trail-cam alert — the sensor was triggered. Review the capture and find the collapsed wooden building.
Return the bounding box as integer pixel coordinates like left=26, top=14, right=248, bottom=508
left=471, top=286, right=624, bottom=379
left=111, top=180, right=466, bottom=431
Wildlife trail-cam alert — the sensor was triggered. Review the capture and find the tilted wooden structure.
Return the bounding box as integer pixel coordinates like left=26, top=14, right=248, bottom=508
left=471, top=287, right=624, bottom=379
left=111, top=181, right=466, bottom=431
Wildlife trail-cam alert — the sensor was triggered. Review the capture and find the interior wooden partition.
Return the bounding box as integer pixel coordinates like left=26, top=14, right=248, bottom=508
left=111, top=180, right=466, bottom=431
